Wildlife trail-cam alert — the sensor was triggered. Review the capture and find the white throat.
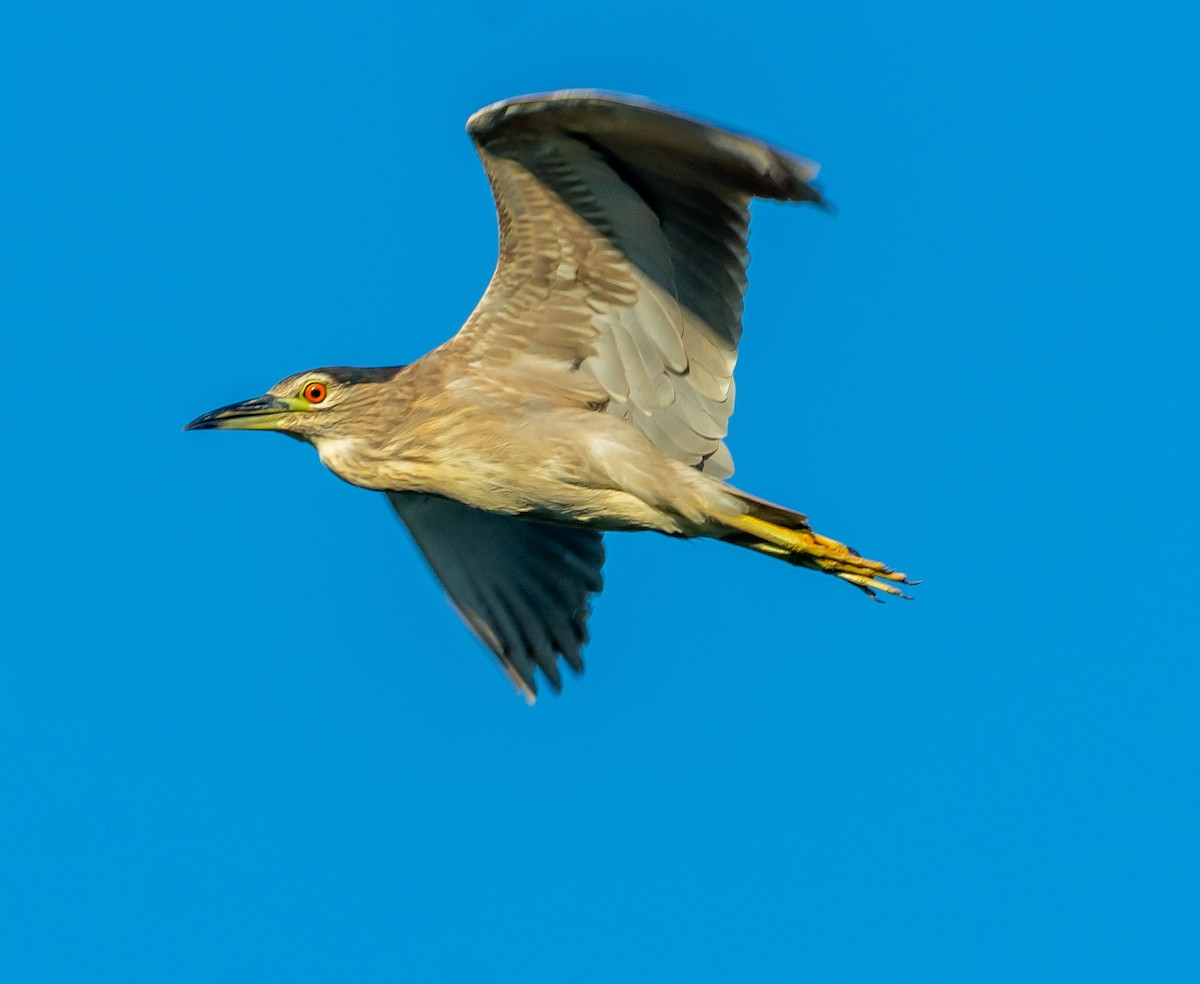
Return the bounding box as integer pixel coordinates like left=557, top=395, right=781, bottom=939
left=313, top=436, right=362, bottom=469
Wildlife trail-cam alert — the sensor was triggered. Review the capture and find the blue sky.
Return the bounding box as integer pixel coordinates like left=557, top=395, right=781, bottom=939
left=2, top=0, right=1197, bottom=980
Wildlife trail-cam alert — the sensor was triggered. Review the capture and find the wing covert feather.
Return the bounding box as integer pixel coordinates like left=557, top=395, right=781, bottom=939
left=447, top=91, right=824, bottom=479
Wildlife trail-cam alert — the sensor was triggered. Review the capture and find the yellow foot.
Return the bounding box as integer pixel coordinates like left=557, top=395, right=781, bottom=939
left=804, top=531, right=915, bottom=601
left=718, top=510, right=917, bottom=601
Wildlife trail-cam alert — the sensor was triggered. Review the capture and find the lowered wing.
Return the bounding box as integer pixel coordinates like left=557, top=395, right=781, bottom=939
left=387, top=492, right=604, bottom=701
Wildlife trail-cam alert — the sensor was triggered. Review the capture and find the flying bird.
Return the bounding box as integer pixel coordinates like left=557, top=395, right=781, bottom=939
left=185, top=91, right=914, bottom=700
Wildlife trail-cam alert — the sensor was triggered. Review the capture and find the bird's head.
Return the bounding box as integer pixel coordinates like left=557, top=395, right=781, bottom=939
left=183, top=365, right=407, bottom=443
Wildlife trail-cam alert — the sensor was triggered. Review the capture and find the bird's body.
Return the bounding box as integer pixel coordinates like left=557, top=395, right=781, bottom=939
left=306, top=363, right=733, bottom=534
left=187, top=91, right=915, bottom=700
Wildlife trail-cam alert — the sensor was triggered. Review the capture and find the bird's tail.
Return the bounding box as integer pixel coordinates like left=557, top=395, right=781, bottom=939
left=711, top=490, right=915, bottom=600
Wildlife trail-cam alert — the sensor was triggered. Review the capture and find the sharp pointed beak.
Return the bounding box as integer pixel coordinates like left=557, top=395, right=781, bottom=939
left=183, top=394, right=305, bottom=431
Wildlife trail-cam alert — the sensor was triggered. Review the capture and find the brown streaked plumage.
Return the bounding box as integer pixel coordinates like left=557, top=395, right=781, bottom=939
left=185, top=91, right=915, bottom=701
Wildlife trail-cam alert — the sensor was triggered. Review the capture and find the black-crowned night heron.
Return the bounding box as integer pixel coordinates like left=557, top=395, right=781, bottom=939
left=186, top=91, right=915, bottom=700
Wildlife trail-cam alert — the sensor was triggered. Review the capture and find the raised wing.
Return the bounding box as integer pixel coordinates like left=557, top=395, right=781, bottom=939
left=449, top=91, right=824, bottom=478
left=387, top=492, right=604, bottom=701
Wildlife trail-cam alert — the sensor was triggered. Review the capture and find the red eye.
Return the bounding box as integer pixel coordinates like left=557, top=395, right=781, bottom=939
left=303, top=382, right=327, bottom=404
